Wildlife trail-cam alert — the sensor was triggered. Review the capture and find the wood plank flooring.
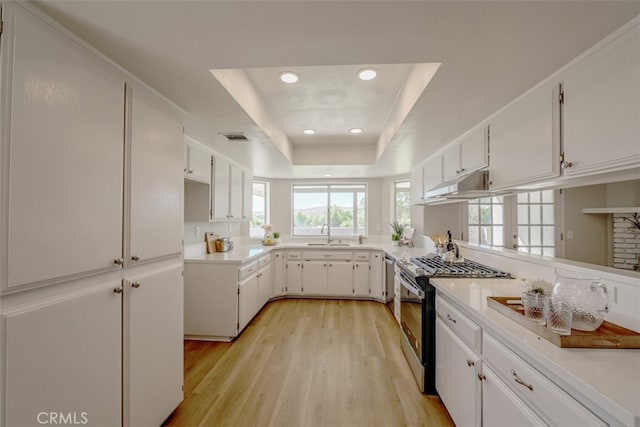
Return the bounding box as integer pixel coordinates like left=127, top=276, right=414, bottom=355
left=164, top=299, right=454, bottom=427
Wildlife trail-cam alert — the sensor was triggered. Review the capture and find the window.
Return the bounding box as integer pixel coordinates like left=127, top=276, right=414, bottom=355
left=292, top=184, right=367, bottom=236
left=250, top=181, right=269, bottom=238
left=394, top=180, right=411, bottom=226
left=516, top=190, right=555, bottom=256
left=468, top=196, right=504, bottom=247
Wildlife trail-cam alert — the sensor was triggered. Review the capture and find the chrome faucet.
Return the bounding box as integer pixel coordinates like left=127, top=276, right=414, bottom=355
left=321, top=223, right=332, bottom=244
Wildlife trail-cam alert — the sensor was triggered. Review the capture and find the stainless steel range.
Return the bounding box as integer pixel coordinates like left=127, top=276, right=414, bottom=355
left=395, top=255, right=509, bottom=394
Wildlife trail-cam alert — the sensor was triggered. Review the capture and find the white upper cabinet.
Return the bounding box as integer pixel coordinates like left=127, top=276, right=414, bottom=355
left=488, top=81, right=560, bottom=190
left=442, top=126, right=488, bottom=182
left=229, top=164, right=244, bottom=220
left=422, top=156, right=442, bottom=197
left=410, top=162, right=425, bottom=204
left=561, top=22, right=640, bottom=176
left=184, top=143, right=211, bottom=184
left=211, top=156, right=231, bottom=220
left=1, top=3, right=125, bottom=289
left=242, top=169, right=253, bottom=221
left=128, top=86, right=184, bottom=264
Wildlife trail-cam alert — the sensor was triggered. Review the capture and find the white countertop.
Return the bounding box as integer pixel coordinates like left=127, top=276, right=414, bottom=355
left=431, top=277, right=640, bottom=426
left=184, top=241, right=429, bottom=264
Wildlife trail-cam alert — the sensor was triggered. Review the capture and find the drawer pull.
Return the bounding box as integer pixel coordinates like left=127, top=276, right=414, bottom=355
left=446, top=314, right=457, bottom=324
left=511, top=369, right=533, bottom=391
left=466, top=359, right=474, bottom=367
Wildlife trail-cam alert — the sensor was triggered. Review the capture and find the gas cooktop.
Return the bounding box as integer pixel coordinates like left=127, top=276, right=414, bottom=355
left=398, top=255, right=510, bottom=279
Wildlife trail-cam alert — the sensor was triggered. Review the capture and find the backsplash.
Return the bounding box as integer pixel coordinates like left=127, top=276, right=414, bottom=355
left=613, top=213, right=640, bottom=271
left=183, top=221, right=247, bottom=245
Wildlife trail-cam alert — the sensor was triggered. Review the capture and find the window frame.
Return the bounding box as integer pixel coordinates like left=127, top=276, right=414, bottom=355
left=393, top=180, right=411, bottom=226
left=467, top=196, right=505, bottom=247
left=249, top=180, right=269, bottom=239
left=291, top=183, right=368, bottom=237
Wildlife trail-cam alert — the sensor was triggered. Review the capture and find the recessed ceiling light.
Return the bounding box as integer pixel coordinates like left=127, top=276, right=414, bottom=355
left=303, top=129, right=315, bottom=135
left=358, top=68, right=377, bottom=81
left=323, top=173, right=333, bottom=177
left=349, top=128, right=363, bottom=134
left=279, top=71, right=299, bottom=84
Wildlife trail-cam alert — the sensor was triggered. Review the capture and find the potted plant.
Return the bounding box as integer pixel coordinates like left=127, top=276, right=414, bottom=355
left=273, top=231, right=281, bottom=244
left=390, top=221, right=404, bottom=246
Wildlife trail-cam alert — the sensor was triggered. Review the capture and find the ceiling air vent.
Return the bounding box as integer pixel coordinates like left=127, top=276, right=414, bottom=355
left=221, top=132, right=249, bottom=142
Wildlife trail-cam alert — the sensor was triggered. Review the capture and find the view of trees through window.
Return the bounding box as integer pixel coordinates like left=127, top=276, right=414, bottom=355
left=468, top=196, right=504, bottom=247
left=293, top=184, right=366, bottom=236
left=394, top=181, right=411, bottom=226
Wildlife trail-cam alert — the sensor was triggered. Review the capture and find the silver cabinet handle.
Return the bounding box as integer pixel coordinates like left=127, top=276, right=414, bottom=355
left=561, top=160, right=573, bottom=169
left=477, top=373, right=485, bottom=381
left=188, top=169, right=194, bottom=173
left=113, top=258, right=124, bottom=266
left=131, top=255, right=140, bottom=261
left=466, top=359, right=474, bottom=367
left=511, top=369, right=533, bottom=391
left=131, top=282, right=141, bottom=289
left=446, top=314, right=457, bottom=324
left=113, top=286, right=123, bottom=294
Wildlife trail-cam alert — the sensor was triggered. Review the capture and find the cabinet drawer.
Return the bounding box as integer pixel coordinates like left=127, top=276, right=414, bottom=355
left=238, top=261, right=258, bottom=280
left=302, top=251, right=353, bottom=261
left=483, top=333, right=605, bottom=426
left=287, top=251, right=302, bottom=260
left=436, top=296, right=481, bottom=353
left=258, top=255, right=270, bottom=268
left=353, top=252, right=370, bottom=261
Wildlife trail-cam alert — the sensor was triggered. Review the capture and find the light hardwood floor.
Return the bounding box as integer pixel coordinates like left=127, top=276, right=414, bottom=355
left=164, top=299, right=454, bottom=427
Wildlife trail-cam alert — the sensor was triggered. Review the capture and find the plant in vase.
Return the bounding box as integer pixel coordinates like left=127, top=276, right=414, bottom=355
left=272, top=231, right=281, bottom=245
left=261, top=223, right=275, bottom=246
left=390, top=221, right=404, bottom=246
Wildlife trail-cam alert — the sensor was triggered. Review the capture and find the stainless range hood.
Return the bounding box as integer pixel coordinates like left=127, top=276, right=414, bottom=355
left=424, top=169, right=490, bottom=200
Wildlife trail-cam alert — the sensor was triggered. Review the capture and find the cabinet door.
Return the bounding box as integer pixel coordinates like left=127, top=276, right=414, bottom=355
left=259, top=263, right=273, bottom=306
left=328, top=261, right=354, bottom=296
left=212, top=156, right=230, bottom=220
left=370, top=253, right=384, bottom=300
left=422, top=155, right=443, bottom=196
left=482, top=366, right=545, bottom=427
left=185, top=145, right=211, bottom=183
left=273, top=252, right=287, bottom=296
left=303, top=260, right=328, bottom=295
left=239, top=274, right=259, bottom=331
left=128, top=87, right=183, bottom=263
left=442, top=145, right=461, bottom=182
left=435, top=317, right=481, bottom=427
left=352, top=262, right=370, bottom=296
left=229, top=165, right=244, bottom=220
left=460, top=126, right=488, bottom=174
left=242, top=169, right=253, bottom=220
left=410, top=162, right=425, bottom=204
left=286, top=262, right=303, bottom=294
left=3, top=284, right=122, bottom=426
left=2, top=3, right=124, bottom=289
left=562, top=23, right=640, bottom=176
left=125, top=266, right=183, bottom=427
left=489, top=82, right=560, bottom=190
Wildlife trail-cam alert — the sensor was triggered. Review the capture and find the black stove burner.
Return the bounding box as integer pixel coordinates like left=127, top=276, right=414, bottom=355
left=410, top=255, right=510, bottom=278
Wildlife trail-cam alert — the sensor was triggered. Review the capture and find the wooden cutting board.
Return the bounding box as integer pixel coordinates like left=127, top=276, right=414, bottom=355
left=487, top=296, right=640, bottom=349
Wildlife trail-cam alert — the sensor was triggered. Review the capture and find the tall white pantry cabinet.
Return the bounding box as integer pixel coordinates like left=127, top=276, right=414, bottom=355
left=0, top=3, right=184, bottom=427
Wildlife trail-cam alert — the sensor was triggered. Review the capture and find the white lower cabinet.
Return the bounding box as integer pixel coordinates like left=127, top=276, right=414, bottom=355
left=238, top=271, right=260, bottom=332
left=482, top=365, right=545, bottom=427
left=303, top=260, right=329, bottom=295
left=273, top=251, right=287, bottom=297
left=258, top=256, right=273, bottom=306
left=483, top=333, right=605, bottom=427
left=125, top=266, right=184, bottom=427
left=353, top=262, right=370, bottom=296
left=286, top=261, right=303, bottom=294
left=435, top=317, right=481, bottom=427
left=370, top=252, right=384, bottom=300
left=3, top=284, right=122, bottom=426
left=328, top=261, right=354, bottom=296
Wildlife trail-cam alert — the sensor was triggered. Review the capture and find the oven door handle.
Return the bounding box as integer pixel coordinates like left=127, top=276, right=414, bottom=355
left=400, top=279, right=425, bottom=299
